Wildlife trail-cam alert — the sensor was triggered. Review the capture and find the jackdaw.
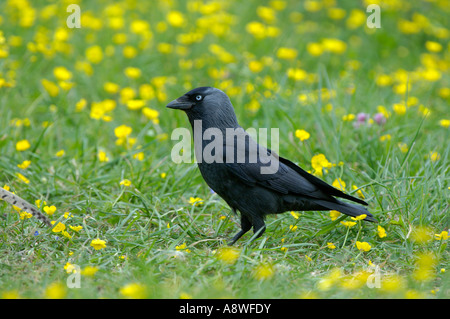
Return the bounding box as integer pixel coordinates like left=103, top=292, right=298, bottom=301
left=167, top=87, right=376, bottom=245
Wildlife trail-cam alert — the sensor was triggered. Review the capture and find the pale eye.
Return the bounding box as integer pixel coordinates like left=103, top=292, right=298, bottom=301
left=195, top=95, right=202, bottom=101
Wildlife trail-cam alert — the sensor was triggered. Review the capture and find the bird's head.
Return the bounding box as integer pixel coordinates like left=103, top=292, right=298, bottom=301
left=166, top=87, right=239, bottom=128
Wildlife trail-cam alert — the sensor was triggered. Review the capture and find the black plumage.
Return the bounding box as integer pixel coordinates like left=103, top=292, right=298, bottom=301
left=167, top=87, right=376, bottom=245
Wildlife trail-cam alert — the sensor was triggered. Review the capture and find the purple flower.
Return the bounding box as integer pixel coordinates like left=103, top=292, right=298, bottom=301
left=373, top=113, right=386, bottom=125
left=357, top=112, right=369, bottom=123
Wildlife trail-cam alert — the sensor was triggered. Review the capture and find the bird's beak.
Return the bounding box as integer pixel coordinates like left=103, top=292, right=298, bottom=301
left=166, top=95, right=193, bottom=110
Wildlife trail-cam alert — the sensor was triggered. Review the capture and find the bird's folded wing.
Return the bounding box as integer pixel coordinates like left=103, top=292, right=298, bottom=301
left=222, top=130, right=368, bottom=205
left=222, top=134, right=329, bottom=200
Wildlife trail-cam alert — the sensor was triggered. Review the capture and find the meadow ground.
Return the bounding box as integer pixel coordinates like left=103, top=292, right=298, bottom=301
left=0, top=0, right=449, bottom=299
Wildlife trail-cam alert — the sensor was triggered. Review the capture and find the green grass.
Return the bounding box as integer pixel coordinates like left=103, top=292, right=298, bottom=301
left=0, top=0, right=449, bottom=299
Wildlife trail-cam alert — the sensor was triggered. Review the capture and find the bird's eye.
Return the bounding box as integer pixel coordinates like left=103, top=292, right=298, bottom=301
left=195, top=95, right=203, bottom=101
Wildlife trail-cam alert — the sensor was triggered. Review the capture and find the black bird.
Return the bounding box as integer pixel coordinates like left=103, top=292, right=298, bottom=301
left=167, top=87, right=376, bottom=245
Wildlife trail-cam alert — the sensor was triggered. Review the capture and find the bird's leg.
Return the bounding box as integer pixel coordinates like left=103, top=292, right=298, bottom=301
left=228, top=213, right=252, bottom=245
left=251, top=216, right=266, bottom=239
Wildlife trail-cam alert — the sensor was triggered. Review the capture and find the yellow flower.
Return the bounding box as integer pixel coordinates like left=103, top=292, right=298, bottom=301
left=439, top=119, right=450, bottom=128
left=55, top=149, right=65, bottom=157
left=160, top=172, right=167, bottom=179
left=126, top=99, right=146, bottom=110
left=133, top=152, right=144, bottom=161
left=380, top=274, right=405, bottom=292
left=16, top=139, right=31, bottom=151
left=410, top=226, right=433, bottom=244
left=215, top=247, right=240, bottom=265
left=98, top=150, right=110, bottom=162
left=295, top=129, right=310, bottom=141
left=64, top=262, right=76, bottom=274
left=425, top=41, right=442, bottom=52
left=85, top=45, right=103, bottom=64
left=393, top=103, right=406, bottom=115
left=69, top=225, right=83, bottom=232
left=306, top=42, right=323, bottom=56
left=245, top=99, right=261, bottom=112
left=103, top=82, right=120, bottom=94
left=379, top=134, right=391, bottom=142
left=332, top=178, right=346, bottom=191
left=123, top=46, right=138, bottom=58
left=81, top=266, right=99, bottom=276
left=75, top=98, right=87, bottom=112
left=276, top=47, right=298, bottom=60
left=248, top=60, right=264, bottom=73
left=44, top=205, right=57, bottom=216
left=53, top=66, right=72, bottom=81
left=45, top=282, right=67, bottom=299
left=16, top=173, right=30, bottom=184
left=189, top=197, right=203, bottom=206
left=321, top=38, right=347, bottom=54
left=355, top=241, right=371, bottom=252
left=1, top=290, right=20, bottom=299
left=124, top=67, right=141, bottom=79
left=311, top=154, right=333, bottom=176
left=120, top=179, right=132, bottom=187
left=120, top=283, right=146, bottom=298
left=377, top=105, right=391, bottom=119
left=17, top=160, right=31, bottom=169
left=327, top=242, right=336, bottom=249
left=90, top=238, right=107, bottom=250
left=290, top=211, right=299, bottom=219
left=142, top=107, right=159, bottom=122
left=351, top=214, right=367, bottom=221
left=114, top=124, right=132, bottom=139
left=157, top=42, right=173, bottom=54
left=398, top=142, right=409, bottom=153
left=51, top=222, right=65, bottom=233
left=19, top=211, right=32, bottom=219
left=139, top=84, right=155, bottom=100
left=377, top=225, right=387, bottom=238
left=375, top=74, right=392, bottom=86
left=346, top=9, right=366, bottom=29
left=41, top=79, right=59, bottom=97
left=253, top=263, right=274, bottom=280
left=342, top=114, right=355, bottom=121
left=429, top=151, right=440, bottom=162
left=167, top=11, right=185, bottom=27
left=175, top=243, right=190, bottom=252
left=438, top=88, right=450, bottom=99
left=434, top=231, right=449, bottom=240
left=328, top=7, right=346, bottom=20
left=257, top=6, right=276, bottom=23
left=289, top=225, right=298, bottom=231
left=413, top=252, right=437, bottom=282
left=246, top=21, right=266, bottom=38
left=329, top=210, right=341, bottom=221
left=318, top=268, right=342, bottom=291
left=120, top=87, right=136, bottom=103
left=287, top=68, right=308, bottom=81
left=352, top=185, right=365, bottom=199
left=340, top=221, right=356, bottom=228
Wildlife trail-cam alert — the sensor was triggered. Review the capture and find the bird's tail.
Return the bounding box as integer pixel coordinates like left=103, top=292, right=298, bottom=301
left=314, top=198, right=377, bottom=222
left=0, top=187, right=52, bottom=227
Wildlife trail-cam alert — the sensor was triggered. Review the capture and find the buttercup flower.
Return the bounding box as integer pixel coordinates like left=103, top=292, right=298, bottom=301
left=90, top=238, right=107, bottom=250
left=16, top=139, right=31, bottom=151
left=215, top=247, right=240, bottom=265
left=295, top=129, right=310, bottom=141
left=355, top=241, right=371, bottom=252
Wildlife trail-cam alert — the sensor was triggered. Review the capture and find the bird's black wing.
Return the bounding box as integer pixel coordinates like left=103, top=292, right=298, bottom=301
left=223, top=129, right=367, bottom=205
